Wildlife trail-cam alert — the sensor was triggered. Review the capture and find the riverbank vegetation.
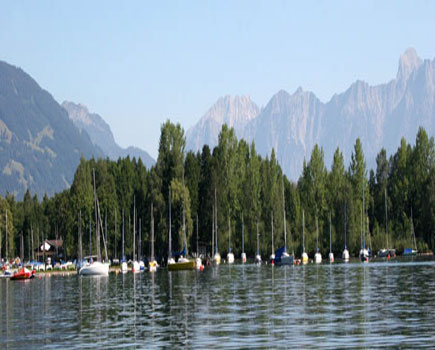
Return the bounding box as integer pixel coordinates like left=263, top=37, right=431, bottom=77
left=1, top=122, right=434, bottom=261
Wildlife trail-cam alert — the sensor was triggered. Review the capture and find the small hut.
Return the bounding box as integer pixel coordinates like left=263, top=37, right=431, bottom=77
left=35, top=239, right=64, bottom=260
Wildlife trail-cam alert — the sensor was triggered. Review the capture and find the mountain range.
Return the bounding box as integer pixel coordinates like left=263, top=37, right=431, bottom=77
left=0, top=62, right=155, bottom=199
left=186, top=48, right=435, bottom=179
left=62, top=101, right=155, bottom=168
left=0, top=60, right=103, bottom=199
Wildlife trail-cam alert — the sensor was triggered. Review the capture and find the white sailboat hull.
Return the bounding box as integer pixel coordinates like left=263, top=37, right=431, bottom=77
left=132, top=261, right=140, bottom=273
left=342, top=249, right=350, bottom=262
left=213, top=253, right=221, bottom=265
left=255, top=254, right=262, bottom=264
left=79, top=261, right=110, bottom=276
left=121, top=262, right=128, bottom=273
left=227, top=252, right=234, bottom=264
left=274, top=252, right=294, bottom=266
left=314, top=252, right=322, bottom=264
left=302, top=252, right=309, bottom=264
left=329, top=252, right=334, bottom=263
left=241, top=252, right=247, bottom=263
left=360, top=249, right=369, bottom=262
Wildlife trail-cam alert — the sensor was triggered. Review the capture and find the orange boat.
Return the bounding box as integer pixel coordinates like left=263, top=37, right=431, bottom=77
left=10, top=267, right=35, bottom=280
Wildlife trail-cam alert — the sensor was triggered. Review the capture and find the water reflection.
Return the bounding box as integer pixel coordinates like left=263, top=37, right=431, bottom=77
left=1, top=260, right=435, bottom=349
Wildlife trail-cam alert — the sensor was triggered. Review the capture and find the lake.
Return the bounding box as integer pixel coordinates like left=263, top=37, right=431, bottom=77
left=1, top=258, right=435, bottom=349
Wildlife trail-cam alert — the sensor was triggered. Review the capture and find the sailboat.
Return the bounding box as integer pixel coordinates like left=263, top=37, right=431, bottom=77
left=301, top=210, right=308, bottom=264
left=213, top=188, right=221, bottom=265
left=404, top=208, right=418, bottom=256
left=378, top=189, right=395, bottom=258
left=131, top=197, right=140, bottom=273
left=328, top=212, right=334, bottom=263
left=359, top=184, right=369, bottom=263
left=227, top=213, right=234, bottom=264
left=241, top=213, right=246, bottom=263
left=79, top=169, right=110, bottom=276
left=269, top=211, right=275, bottom=263
left=149, top=202, right=158, bottom=272
left=76, top=210, right=85, bottom=272
left=167, top=176, right=196, bottom=271
left=342, top=202, right=350, bottom=262
left=314, top=217, right=322, bottom=264
left=255, top=219, right=262, bottom=264
left=195, top=214, right=203, bottom=270
left=274, top=177, right=294, bottom=266
left=120, top=209, right=128, bottom=273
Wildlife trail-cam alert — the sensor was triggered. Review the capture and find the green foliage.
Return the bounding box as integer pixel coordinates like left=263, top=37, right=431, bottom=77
left=2, top=123, right=435, bottom=261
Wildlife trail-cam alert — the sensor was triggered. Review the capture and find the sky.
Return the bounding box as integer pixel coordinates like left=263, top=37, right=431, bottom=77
left=1, top=1, right=435, bottom=159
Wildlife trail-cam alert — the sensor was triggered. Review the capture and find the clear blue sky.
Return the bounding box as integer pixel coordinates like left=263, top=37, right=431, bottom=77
left=1, top=1, right=434, bottom=159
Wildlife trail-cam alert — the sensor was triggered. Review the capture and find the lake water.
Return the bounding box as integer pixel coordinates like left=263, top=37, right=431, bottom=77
left=1, top=258, right=435, bottom=349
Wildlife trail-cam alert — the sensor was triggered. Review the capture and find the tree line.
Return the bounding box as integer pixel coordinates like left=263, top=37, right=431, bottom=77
left=1, top=121, right=434, bottom=262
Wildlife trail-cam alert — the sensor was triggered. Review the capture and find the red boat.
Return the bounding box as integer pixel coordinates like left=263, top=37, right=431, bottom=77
left=10, top=267, right=35, bottom=280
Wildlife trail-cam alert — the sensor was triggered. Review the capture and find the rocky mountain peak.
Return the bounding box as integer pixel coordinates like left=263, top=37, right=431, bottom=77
left=397, top=47, right=422, bottom=81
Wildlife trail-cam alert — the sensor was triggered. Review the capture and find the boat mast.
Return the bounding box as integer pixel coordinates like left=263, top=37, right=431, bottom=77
left=302, top=210, right=305, bottom=253
left=31, top=223, right=34, bottom=261
left=139, top=218, right=142, bottom=262
left=360, top=207, right=363, bottom=250
left=105, top=214, right=107, bottom=260
left=316, top=216, right=319, bottom=252
left=169, top=187, right=172, bottom=259
left=212, top=204, right=215, bottom=256
left=385, top=189, right=389, bottom=250
left=20, top=232, right=24, bottom=263
left=241, top=212, right=244, bottom=255
left=344, top=201, right=347, bottom=250
left=329, top=212, right=332, bottom=254
left=215, top=188, right=218, bottom=254
left=256, top=219, right=259, bottom=256
left=228, top=211, right=231, bottom=253
left=151, top=202, right=154, bottom=262
left=196, top=213, right=199, bottom=257
left=133, top=196, right=136, bottom=261
left=88, top=214, right=91, bottom=258
left=78, top=210, right=82, bottom=264
left=282, top=176, right=287, bottom=252
left=182, top=171, right=187, bottom=256
left=0, top=213, right=2, bottom=262
left=5, top=209, right=7, bottom=261
left=122, top=209, right=125, bottom=260
left=271, top=211, right=274, bottom=255
left=363, top=183, right=365, bottom=250
left=411, top=207, right=417, bottom=251
left=92, top=169, right=101, bottom=262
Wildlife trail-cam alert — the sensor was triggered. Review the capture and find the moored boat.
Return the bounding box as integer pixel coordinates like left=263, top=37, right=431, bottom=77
left=255, top=220, right=261, bottom=264
left=314, top=216, right=322, bottom=264
left=342, top=202, right=350, bottom=262
left=79, top=261, right=109, bottom=276
left=328, top=212, right=334, bottom=263
left=168, top=257, right=196, bottom=271
left=274, top=178, right=294, bottom=266
left=213, top=188, right=221, bottom=266
left=404, top=209, right=418, bottom=257
left=167, top=175, right=196, bottom=271
left=10, top=267, right=35, bottom=280
left=360, top=184, right=369, bottom=263
left=227, top=214, right=234, bottom=264
left=79, top=169, right=110, bottom=276
left=149, top=202, right=158, bottom=272
left=274, top=246, right=294, bottom=266
left=378, top=189, right=395, bottom=259
left=241, top=213, right=247, bottom=263
left=301, top=210, right=308, bottom=264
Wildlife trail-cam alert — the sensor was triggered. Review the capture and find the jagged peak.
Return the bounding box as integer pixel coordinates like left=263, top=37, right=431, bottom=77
left=397, top=47, right=422, bottom=81
left=294, top=86, right=304, bottom=94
